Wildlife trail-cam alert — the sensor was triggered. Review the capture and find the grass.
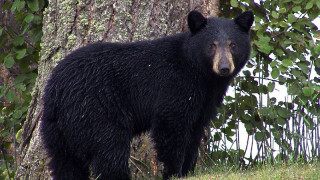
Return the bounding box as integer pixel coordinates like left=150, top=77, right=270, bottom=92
left=180, top=163, right=320, bottom=180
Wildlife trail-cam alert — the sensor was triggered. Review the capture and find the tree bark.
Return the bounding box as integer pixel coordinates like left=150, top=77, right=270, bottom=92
left=16, top=0, right=219, bottom=179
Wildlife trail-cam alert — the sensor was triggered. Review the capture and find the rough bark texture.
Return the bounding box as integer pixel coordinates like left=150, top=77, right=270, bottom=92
left=16, top=0, right=219, bottom=179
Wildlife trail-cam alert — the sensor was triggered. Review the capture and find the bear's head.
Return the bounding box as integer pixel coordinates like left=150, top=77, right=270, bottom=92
left=186, top=11, right=254, bottom=77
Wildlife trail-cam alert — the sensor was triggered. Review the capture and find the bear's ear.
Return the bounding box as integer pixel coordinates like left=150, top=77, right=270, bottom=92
left=188, top=10, right=207, bottom=34
left=234, top=11, right=254, bottom=33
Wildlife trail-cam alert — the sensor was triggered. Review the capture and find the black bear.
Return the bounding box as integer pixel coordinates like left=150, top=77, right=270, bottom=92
left=40, top=10, right=254, bottom=180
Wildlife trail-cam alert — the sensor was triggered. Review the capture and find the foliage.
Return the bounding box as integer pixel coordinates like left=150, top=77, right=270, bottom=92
left=0, top=0, right=319, bottom=179
left=202, top=0, right=320, bottom=166
left=0, top=0, right=47, bottom=178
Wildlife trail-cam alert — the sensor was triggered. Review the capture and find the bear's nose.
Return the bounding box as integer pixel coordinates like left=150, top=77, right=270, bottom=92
left=218, top=64, right=230, bottom=76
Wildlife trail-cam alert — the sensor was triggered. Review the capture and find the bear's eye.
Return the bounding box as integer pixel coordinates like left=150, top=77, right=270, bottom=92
left=229, top=43, right=236, bottom=49
left=209, top=43, right=216, bottom=51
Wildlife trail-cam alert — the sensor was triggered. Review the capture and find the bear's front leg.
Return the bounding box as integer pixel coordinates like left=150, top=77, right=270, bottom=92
left=182, top=127, right=204, bottom=176
left=151, top=119, right=190, bottom=180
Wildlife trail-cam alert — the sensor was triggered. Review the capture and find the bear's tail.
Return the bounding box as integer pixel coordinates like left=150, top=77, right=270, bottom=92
left=41, top=79, right=60, bottom=123
left=40, top=79, right=61, bottom=149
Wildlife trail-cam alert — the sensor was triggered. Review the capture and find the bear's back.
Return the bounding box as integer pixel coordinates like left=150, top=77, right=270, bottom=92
left=42, top=33, right=196, bottom=133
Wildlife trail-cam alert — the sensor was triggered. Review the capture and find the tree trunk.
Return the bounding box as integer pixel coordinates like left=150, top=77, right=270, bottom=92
left=16, top=0, right=219, bottom=179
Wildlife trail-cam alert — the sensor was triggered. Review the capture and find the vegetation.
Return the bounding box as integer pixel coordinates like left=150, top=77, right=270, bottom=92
left=200, top=0, right=320, bottom=168
left=181, top=162, right=320, bottom=180
left=0, top=0, right=319, bottom=179
left=0, top=0, right=46, bottom=178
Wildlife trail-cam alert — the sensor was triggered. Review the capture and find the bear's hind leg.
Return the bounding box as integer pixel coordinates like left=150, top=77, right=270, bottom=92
left=48, top=151, right=90, bottom=180
left=41, top=120, right=90, bottom=180
left=90, top=128, right=131, bottom=180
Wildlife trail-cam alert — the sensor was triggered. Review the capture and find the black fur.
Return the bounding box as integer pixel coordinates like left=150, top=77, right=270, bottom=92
left=234, top=11, right=254, bottom=32
left=40, top=11, right=253, bottom=180
left=188, top=10, right=207, bottom=34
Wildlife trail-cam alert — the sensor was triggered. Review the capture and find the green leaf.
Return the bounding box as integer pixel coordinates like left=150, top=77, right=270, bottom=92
left=32, top=15, right=42, bottom=25
left=306, top=1, right=314, bottom=9
left=277, top=117, right=287, bottom=125
left=17, top=0, right=25, bottom=11
left=259, top=36, right=271, bottom=43
left=21, top=24, right=31, bottom=35
left=314, top=44, right=320, bottom=54
left=30, top=30, right=43, bottom=42
left=24, top=13, right=34, bottom=23
left=279, top=65, right=287, bottom=73
left=241, top=113, right=251, bottom=121
left=302, top=87, right=314, bottom=96
left=27, top=0, right=39, bottom=12
left=6, top=90, right=15, bottom=102
left=270, top=61, right=278, bottom=67
left=260, top=45, right=273, bottom=54
left=282, top=59, right=293, bottom=67
left=13, top=36, right=24, bottom=46
left=297, top=62, right=309, bottom=75
left=255, top=132, right=266, bottom=142
left=15, top=83, right=26, bottom=91
left=271, top=68, right=280, bottom=79
left=13, top=74, right=27, bottom=84
left=268, top=82, right=275, bottom=92
left=213, top=132, right=221, bottom=141
left=316, top=1, right=320, bottom=9
left=278, top=108, right=291, bottom=119
left=230, top=0, right=238, bottom=7
left=16, top=129, right=22, bottom=141
left=288, top=83, right=300, bottom=95
left=291, top=69, right=301, bottom=78
left=4, top=55, right=14, bottom=68
left=279, top=75, right=286, bottom=85
left=245, top=123, right=253, bottom=130
left=26, top=73, right=38, bottom=81
left=39, top=0, right=46, bottom=10
left=3, top=1, right=11, bottom=10
left=272, top=11, right=279, bottom=19
left=269, top=110, right=277, bottom=119
left=303, top=117, right=314, bottom=129
left=225, top=128, right=236, bottom=136
left=293, top=0, right=303, bottom=3
left=280, top=21, right=288, bottom=27
left=11, top=0, right=19, bottom=11
left=278, top=8, right=286, bottom=14
left=16, top=49, right=26, bottom=59
left=256, top=36, right=273, bottom=53
left=243, top=70, right=251, bottom=77
left=13, top=110, right=22, bottom=118
left=292, top=6, right=301, bottom=12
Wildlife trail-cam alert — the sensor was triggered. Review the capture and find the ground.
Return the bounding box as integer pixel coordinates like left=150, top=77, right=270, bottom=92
left=180, top=163, right=320, bottom=180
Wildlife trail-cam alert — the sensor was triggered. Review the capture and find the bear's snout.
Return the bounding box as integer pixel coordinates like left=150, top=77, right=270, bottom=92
left=218, top=62, right=231, bottom=76
left=212, top=42, right=235, bottom=76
